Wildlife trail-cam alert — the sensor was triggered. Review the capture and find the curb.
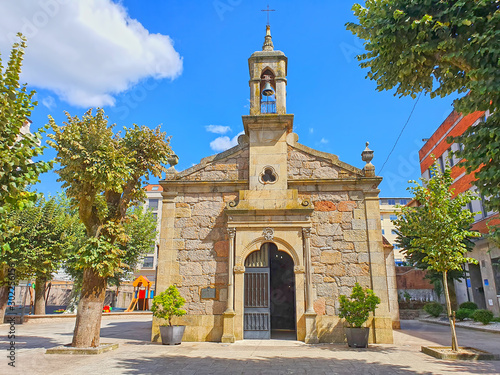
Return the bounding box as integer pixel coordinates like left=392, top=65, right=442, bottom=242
left=46, top=343, right=119, bottom=355
left=419, top=319, right=500, bottom=335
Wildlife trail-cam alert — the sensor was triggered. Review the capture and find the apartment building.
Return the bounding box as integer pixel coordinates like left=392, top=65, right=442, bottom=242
left=419, top=110, right=500, bottom=314
left=379, top=198, right=411, bottom=264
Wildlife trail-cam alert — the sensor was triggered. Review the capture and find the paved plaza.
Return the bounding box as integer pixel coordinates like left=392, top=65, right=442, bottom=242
left=1, top=316, right=500, bottom=374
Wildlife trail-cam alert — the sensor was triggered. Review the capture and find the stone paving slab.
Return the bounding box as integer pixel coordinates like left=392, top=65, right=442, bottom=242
left=1, top=317, right=500, bottom=374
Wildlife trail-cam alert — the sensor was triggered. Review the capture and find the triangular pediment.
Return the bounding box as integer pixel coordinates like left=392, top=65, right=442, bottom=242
left=288, top=143, right=363, bottom=180
left=168, top=144, right=249, bottom=182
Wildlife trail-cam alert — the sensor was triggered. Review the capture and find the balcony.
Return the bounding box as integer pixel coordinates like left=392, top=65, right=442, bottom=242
left=261, top=100, right=276, bottom=114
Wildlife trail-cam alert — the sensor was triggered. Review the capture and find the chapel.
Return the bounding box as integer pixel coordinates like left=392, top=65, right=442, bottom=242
left=152, top=25, right=398, bottom=344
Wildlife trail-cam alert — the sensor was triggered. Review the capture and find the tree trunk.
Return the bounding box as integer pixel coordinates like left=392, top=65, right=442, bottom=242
left=71, top=268, right=107, bottom=348
left=447, top=278, right=458, bottom=310
left=34, top=277, right=47, bottom=315
left=443, top=270, right=459, bottom=351
left=0, top=265, right=11, bottom=323
left=0, top=284, right=9, bottom=324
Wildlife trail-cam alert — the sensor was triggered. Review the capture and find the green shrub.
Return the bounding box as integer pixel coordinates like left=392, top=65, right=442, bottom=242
left=459, top=301, right=478, bottom=310
left=338, top=283, right=381, bottom=328
left=151, top=285, right=186, bottom=326
left=423, top=302, right=444, bottom=317
left=455, top=308, right=474, bottom=321
left=492, top=316, right=500, bottom=323
left=471, top=309, right=494, bottom=325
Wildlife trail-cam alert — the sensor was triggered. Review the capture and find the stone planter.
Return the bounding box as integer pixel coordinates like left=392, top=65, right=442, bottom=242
left=159, top=325, right=186, bottom=345
left=345, top=327, right=370, bottom=348
left=422, top=346, right=499, bottom=360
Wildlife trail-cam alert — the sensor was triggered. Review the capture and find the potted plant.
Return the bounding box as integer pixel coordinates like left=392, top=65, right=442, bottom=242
left=338, top=282, right=380, bottom=348
left=151, top=285, right=187, bottom=345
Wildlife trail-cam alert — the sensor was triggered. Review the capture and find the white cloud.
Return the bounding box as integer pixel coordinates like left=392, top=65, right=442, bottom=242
left=42, top=95, right=56, bottom=109
left=206, top=125, right=231, bottom=135
left=0, top=0, right=183, bottom=107
left=320, top=138, right=329, bottom=144
left=210, top=131, right=244, bottom=152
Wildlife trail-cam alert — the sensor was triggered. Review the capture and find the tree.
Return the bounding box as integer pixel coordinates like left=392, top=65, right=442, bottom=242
left=346, top=1, right=500, bottom=214
left=6, top=195, right=83, bottom=315
left=0, top=33, right=52, bottom=323
left=393, top=163, right=480, bottom=351
left=48, top=108, right=173, bottom=348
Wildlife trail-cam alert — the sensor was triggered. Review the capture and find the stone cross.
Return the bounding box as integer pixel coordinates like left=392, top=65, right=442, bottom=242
left=261, top=5, right=275, bottom=25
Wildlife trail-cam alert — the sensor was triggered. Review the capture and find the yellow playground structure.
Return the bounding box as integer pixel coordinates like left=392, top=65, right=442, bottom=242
left=126, top=275, right=153, bottom=312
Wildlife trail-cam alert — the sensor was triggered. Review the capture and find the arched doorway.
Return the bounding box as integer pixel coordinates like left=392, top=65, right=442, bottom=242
left=244, top=242, right=296, bottom=339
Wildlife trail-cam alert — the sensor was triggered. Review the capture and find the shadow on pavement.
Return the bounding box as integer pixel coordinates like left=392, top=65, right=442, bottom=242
left=115, top=354, right=434, bottom=375
left=100, top=320, right=152, bottom=342
left=311, top=343, right=400, bottom=355
left=0, top=335, right=62, bottom=350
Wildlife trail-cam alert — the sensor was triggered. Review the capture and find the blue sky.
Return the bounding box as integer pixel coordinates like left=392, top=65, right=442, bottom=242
left=1, top=0, right=458, bottom=198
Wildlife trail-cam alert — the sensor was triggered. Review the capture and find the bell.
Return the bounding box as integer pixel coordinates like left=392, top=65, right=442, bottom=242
left=262, top=81, right=274, bottom=96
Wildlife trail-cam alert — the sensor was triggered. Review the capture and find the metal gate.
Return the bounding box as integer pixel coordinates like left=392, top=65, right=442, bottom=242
left=244, top=245, right=270, bottom=339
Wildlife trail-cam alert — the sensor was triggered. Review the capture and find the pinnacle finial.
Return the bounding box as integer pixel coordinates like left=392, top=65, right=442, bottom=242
left=262, top=25, right=274, bottom=51
left=361, top=142, right=375, bottom=177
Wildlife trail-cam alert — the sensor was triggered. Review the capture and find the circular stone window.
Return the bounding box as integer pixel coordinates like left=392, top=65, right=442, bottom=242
left=259, top=167, right=278, bottom=184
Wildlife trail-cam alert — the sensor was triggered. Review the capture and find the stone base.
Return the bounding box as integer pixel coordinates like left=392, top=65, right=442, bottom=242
left=304, top=312, right=318, bottom=344
left=221, top=335, right=235, bottom=343
left=315, top=316, right=393, bottom=344
left=152, top=315, right=223, bottom=342
left=46, top=343, right=119, bottom=355
left=422, top=346, right=500, bottom=361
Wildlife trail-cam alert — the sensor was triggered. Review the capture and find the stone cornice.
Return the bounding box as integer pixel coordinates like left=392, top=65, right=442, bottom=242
left=288, top=177, right=382, bottom=191
left=242, top=114, right=294, bottom=135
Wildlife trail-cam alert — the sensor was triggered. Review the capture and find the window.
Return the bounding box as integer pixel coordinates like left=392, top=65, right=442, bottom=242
left=152, top=212, right=158, bottom=221
left=399, top=199, right=407, bottom=205
left=142, top=256, right=154, bottom=268
left=492, top=257, right=500, bottom=295
left=380, top=215, right=384, bottom=221
left=466, top=202, right=473, bottom=214
left=480, top=195, right=488, bottom=219
left=152, top=186, right=159, bottom=191
left=382, top=229, right=385, bottom=235
left=391, top=229, right=398, bottom=235
left=438, top=155, right=445, bottom=174
left=393, top=245, right=400, bottom=250
left=148, top=199, right=159, bottom=210
left=388, top=199, right=396, bottom=205
left=428, top=168, right=434, bottom=178
left=390, top=215, right=397, bottom=221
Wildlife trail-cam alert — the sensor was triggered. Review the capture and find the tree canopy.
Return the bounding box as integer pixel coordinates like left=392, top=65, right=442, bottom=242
left=0, top=33, right=51, bottom=217
left=0, top=33, right=52, bottom=322
left=347, top=0, right=500, bottom=214
left=48, top=108, right=172, bottom=278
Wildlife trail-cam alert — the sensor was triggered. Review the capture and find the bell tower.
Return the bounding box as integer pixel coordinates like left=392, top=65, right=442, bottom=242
left=248, top=25, right=288, bottom=115
left=242, top=25, right=294, bottom=192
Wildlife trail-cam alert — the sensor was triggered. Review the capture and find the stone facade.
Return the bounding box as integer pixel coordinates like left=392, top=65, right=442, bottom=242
left=153, top=25, right=397, bottom=344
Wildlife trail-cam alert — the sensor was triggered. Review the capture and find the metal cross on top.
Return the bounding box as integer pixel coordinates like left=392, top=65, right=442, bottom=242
left=261, top=4, right=275, bottom=25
